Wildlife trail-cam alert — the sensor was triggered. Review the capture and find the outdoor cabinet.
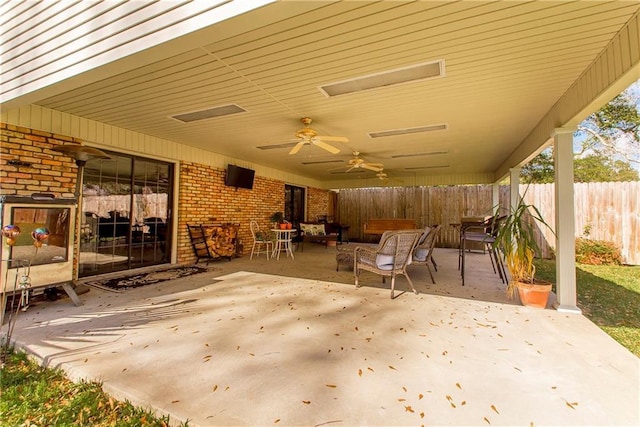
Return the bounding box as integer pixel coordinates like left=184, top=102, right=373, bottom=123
left=0, top=195, right=78, bottom=322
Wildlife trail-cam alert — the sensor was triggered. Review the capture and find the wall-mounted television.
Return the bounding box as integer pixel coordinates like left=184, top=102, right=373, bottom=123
left=225, top=164, right=255, bottom=189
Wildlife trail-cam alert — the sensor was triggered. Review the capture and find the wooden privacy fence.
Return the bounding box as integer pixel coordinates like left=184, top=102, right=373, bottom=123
left=336, top=181, right=639, bottom=265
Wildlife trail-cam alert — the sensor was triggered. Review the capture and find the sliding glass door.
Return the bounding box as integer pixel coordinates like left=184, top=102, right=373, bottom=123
left=79, top=151, right=173, bottom=277
left=285, top=184, right=305, bottom=227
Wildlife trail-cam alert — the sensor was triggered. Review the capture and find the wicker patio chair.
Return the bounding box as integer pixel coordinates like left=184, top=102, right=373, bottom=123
left=354, top=230, right=422, bottom=299
left=411, top=225, right=441, bottom=284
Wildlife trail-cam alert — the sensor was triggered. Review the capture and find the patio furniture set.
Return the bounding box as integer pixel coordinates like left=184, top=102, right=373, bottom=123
left=249, top=221, right=298, bottom=261
left=248, top=215, right=506, bottom=299
left=338, top=225, right=441, bottom=299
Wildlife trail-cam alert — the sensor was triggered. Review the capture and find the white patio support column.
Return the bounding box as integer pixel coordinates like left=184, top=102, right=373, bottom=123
left=491, top=183, right=500, bottom=213
left=509, top=167, right=521, bottom=210
left=553, top=128, right=581, bottom=313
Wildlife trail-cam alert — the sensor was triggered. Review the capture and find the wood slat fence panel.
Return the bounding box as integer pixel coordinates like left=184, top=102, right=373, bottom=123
left=336, top=182, right=639, bottom=265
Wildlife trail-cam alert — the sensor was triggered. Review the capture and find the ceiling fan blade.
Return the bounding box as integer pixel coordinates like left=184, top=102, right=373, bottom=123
left=313, top=140, right=340, bottom=154
left=362, top=163, right=384, bottom=172
left=288, top=141, right=306, bottom=155
left=316, top=135, right=349, bottom=143
left=330, top=168, right=365, bottom=175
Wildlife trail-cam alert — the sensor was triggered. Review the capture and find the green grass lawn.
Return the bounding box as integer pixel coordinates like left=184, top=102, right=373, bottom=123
left=534, top=260, right=640, bottom=357
left=0, top=348, right=189, bottom=427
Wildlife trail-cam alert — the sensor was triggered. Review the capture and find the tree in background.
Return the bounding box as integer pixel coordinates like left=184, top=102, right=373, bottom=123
left=522, top=80, right=640, bottom=183
left=574, top=154, right=639, bottom=182
left=577, top=84, right=639, bottom=165
left=522, top=150, right=639, bottom=183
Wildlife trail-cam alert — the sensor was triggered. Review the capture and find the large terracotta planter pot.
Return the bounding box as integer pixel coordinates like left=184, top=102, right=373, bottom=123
left=517, top=280, right=552, bottom=308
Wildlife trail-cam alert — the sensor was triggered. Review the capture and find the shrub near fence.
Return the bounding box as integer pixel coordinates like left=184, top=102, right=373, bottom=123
left=336, top=181, right=639, bottom=265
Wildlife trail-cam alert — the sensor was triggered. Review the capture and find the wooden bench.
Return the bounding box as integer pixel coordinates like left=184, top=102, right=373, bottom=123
left=363, top=218, right=417, bottom=236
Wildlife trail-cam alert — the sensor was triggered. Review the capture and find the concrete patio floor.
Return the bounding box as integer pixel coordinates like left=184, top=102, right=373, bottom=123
left=6, top=246, right=639, bottom=426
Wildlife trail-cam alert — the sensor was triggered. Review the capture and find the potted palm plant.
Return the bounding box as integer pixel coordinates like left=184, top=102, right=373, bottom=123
left=495, top=195, right=554, bottom=308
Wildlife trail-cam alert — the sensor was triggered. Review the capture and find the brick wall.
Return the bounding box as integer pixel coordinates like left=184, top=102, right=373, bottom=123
left=306, top=186, right=330, bottom=221
left=178, top=161, right=289, bottom=263
left=0, top=124, right=79, bottom=197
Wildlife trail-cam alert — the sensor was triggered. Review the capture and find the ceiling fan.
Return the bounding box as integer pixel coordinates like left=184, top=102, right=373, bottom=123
left=288, top=117, right=347, bottom=155
left=331, top=151, right=385, bottom=173
left=376, top=170, right=388, bottom=180
left=345, top=151, right=384, bottom=172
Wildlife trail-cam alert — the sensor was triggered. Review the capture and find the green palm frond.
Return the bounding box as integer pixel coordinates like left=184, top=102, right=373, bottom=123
left=495, top=192, right=554, bottom=297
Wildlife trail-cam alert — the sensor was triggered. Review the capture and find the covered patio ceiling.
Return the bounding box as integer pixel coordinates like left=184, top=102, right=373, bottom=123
left=2, top=1, right=639, bottom=186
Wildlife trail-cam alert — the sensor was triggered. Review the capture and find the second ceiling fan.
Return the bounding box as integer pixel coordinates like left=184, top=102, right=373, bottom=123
left=331, top=151, right=384, bottom=173
left=289, top=117, right=347, bottom=155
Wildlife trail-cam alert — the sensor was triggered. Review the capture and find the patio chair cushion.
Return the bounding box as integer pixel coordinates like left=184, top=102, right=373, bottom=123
left=413, top=227, right=433, bottom=260
left=375, top=254, right=395, bottom=269
left=300, top=223, right=326, bottom=236
left=414, top=248, right=429, bottom=261
left=416, top=226, right=432, bottom=246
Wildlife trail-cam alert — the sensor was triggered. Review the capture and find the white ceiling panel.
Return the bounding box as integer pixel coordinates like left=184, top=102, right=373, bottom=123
left=6, top=1, right=638, bottom=184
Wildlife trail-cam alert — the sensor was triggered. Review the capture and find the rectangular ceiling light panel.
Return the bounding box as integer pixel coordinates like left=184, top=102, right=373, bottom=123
left=319, top=60, right=445, bottom=97
left=369, top=124, right=448, bottom=139
left=301, top=160, right=345, bottom=165
left=404, top=165, right=450, bottom=170
left=391, top=151, right=448, bottom=159
left=171, top=104, right=246, bottom=123
left=256, top=142, right=298, bottom=150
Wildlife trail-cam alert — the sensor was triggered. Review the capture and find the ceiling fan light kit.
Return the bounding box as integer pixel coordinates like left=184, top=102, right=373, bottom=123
left=288, top=117, right=346, bottom=155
